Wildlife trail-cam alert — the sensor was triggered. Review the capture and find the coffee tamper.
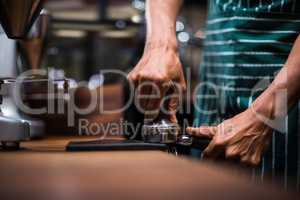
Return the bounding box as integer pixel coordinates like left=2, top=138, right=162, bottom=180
left=142, top=118, right=180, bottom=144
left=142, top=117, right=193, bottom=154
left=141, top=81, right=193, bottom=151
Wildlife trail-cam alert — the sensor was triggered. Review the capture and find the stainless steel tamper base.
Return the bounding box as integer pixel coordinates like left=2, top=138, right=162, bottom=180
left=177, top=134, right=193, bottom=146
left=142, top=119, right=180, bottom=144
left=142, top=118, right=193, bottom=146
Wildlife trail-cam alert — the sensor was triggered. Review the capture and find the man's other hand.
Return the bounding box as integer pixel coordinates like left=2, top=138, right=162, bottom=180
left=127, top=43, right=186, bottom=123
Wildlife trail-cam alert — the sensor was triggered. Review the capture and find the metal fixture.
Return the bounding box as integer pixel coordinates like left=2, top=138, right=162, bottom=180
left=0, top=0, right=45, bottom=149
left=142, top=118, right=193, bottom=146
left=18, top=9, right=50, bottom=70
left=142, top=119, right=180, bottom=144
left=0, top=0, right=44, bottom=39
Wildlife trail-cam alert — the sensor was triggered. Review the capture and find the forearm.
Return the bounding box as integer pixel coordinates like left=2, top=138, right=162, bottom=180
left=252, top=34, right=300, bottom=119
left=145, top=0, right=183, bottom=50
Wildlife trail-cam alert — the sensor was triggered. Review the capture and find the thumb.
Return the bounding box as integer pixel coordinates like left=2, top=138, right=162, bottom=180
left=158, top=82, right=179, bottom=123
left=166, top=81, right=181, bottom=123
left=167, top=94, right=179, bottom=123
left=186, top=126, right=216, bottom=139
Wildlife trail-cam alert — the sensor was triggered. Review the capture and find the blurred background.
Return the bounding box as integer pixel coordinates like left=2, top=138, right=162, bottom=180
left=43, top=0, right=206, bottom=82
left=14, top=0, right=208, bottom=136
left=26, top=0, right=209, bottom=136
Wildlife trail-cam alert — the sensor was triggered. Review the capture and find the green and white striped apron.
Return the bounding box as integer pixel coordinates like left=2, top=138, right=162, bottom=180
left=194, top=0, right=300, bottom=190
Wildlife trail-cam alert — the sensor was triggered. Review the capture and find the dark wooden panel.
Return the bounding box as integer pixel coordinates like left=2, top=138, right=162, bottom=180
left=0, top=137, right=294, bottom=200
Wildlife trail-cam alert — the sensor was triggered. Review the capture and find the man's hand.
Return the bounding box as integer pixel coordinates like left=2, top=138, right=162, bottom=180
left=127, top=44, right=186, bottom=122
left=186, top=34, right=300, bottom=166
left=127, top=0, right=184, bottom=122
left=186, top=109, right=272, bottom=166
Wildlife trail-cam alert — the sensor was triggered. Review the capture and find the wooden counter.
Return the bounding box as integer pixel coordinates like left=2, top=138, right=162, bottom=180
left=0, top=137, right=295, bottom=200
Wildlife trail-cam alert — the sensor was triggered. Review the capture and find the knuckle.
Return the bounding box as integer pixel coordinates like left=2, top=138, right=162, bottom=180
left=127, top=73, right=133, bottom=80
left=154, top=75, right=167, bottom=83
left=213, top=140, right=224, bottom=147
left=240, top=157, right=251, bottom=165
left=251, top=156, right=261, bottom=166
left=138, top=72, right=147, bottom=79
left=203, top=150, right=211, bottom=158
left=225, top=149, right=237, bottom=158
left=140, top=73, right=162, bottom=82
left=128, top=73, right=138, bottom=81
left=181, top=84, right=187, bottom=92
left=240, top=156, right=260, bottom=166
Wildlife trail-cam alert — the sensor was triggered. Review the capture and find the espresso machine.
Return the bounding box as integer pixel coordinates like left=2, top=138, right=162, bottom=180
left=0, top=0, right=54, bottom=149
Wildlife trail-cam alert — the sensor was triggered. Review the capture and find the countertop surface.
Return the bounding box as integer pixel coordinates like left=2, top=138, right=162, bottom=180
left=0, top=136, right=296, bottom=200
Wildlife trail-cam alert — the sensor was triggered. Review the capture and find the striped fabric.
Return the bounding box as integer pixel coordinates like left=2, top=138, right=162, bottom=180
left=194, top=0, right=300, bottom=191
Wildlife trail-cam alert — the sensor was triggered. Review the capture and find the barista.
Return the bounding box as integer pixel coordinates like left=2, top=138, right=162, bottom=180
left=128, top=0, right=300, bottom=187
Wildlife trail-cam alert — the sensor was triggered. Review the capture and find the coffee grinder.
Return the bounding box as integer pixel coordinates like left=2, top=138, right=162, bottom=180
left=0, top=0, right=51, bottom=149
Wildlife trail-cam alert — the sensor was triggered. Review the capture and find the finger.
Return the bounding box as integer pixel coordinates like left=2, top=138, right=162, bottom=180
left=240, top=141, right=262, bottom=166
left=179, top=73, right=187, bottom=92
left=186, top=126, right=216, bottom=138
left=240, top=152, right=261, bottom=166
left=250, top=140, right=267, bottom=166
left=251, top=154, right=262, bottom=166
left=240, top=154, right=253, bottom=166
left=203, top=139, right=224, bottom=159
left=238, top=139, right=254, bottom=157
left=137, top=78, right=152, bottom=112
left=225, top=145, right=240, bottom=159
left=144, top=82, right=168, bottom=121
left=127, top=72, right=139, bottom=89
left=167, top=93, right=179, bottom=123
left=164, top=81, right=180, bottom=123
left=243, top=132, right=270, bottom=166
left=127, top=60, right=144, bottom=80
